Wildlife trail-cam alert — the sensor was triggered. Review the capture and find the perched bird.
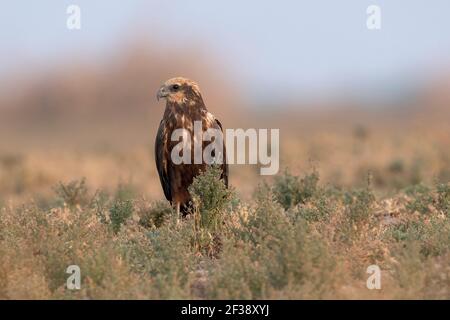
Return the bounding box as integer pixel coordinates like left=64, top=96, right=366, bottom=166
left=155, top=77, right=228, bottom=216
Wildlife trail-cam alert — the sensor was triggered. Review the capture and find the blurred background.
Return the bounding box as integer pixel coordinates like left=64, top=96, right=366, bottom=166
left=1, top=0, right=450, bottom=204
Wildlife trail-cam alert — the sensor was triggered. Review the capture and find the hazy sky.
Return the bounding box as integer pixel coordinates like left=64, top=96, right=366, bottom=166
left=1, top=0, right=450, bottom=101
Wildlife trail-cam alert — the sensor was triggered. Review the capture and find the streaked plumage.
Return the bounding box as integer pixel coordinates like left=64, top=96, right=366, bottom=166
left=155, top=77, right=228, bottom=215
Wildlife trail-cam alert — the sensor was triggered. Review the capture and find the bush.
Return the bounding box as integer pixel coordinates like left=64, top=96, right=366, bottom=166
left=344, top=187, right=375, bottom=225
left=289, top=190, right=335, bottom=223
left=189, top=165, right=232, bottom=233
left=208, top=185, right=337, bottom=299
left=273, top=169, right=319, bottom=210
left=334, top=185, right=376, bottom=244
left=54, top=178, right=89, bottom=207
left=390, top=240, right=450, bottom=299
left=405, top=184, right=434, bottom=215
left=138, top=200, right=173, bottom=229
left=188, top=165, right=233, bottom=256
left=109, top=199, right=134, bottom=234
left=2, top=173, right=450, bottom=299
left=387, top=215, right=450, bottom=258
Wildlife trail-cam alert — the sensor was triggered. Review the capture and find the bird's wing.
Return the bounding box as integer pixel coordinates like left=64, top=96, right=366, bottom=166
left=214, top=118, right=229, bottom=188
left=155, top=120, right=172, bottom=201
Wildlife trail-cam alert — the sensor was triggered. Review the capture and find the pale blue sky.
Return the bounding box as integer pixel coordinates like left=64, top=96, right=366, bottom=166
left=1, top=0, right=450, bottom=102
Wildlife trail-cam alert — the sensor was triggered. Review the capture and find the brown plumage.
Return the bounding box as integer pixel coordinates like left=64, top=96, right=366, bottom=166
left=155, top=77, right=228, bottom=215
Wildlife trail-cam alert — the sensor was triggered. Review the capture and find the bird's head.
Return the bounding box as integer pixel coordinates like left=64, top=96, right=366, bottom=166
left=157, top=77, right=203, bottom=106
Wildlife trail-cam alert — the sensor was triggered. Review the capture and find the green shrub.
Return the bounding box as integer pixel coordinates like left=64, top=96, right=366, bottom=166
left=143, top=218, right=198, bottom=298
left=273, top=169, right=319, bottom=210
left=335, top=185, right=376, bottom=244
left=239, top=183, right=286, bottom=246
left=390, top=242, right=450, bottom=298
left=138, top=200, right=173, bottom=229
left=289, top=190, right=334, bottom=223
left=405, top=184, right=433, bottom=215
left=387, top=216, right=450, bottom=258
left=188, top=165, right=233, bottom=256
left=109, top=199, right=134, bottom=234
left=344, top=187, right=375, bottom=225
left=209, top=185, right=337, bottom=299
left=188, top=165, right=232, bottom=233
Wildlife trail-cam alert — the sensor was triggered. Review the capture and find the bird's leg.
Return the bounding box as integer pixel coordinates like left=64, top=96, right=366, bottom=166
left=176, top=202, right=180, bottom=225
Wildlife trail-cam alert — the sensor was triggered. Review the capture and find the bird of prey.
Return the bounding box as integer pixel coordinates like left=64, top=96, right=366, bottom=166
left=155, top=77, right=228, bottom=216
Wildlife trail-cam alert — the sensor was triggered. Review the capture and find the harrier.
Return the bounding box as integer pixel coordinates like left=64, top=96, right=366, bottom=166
left=155, top=77, right=228, bottom=216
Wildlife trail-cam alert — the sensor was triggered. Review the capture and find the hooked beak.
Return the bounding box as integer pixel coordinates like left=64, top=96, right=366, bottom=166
left=157, top=86, right=169, bottom=101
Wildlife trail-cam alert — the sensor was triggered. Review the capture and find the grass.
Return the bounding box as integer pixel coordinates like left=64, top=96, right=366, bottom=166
left=0, top=167, right=449, bottom=299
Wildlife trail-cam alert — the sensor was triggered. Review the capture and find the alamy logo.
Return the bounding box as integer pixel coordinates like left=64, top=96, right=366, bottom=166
left=171, top=121, right=279, bottom=175
left=366, top=265, right=381, bottom=290
left=66, top=5, right=81, bottom=30
left=366, top=5, right=381, bottom=30
left=66, top=265, right=81, bottom=290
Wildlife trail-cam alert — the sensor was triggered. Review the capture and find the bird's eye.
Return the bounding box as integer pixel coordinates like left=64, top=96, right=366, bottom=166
left=172, top=84, right=180, bottom=90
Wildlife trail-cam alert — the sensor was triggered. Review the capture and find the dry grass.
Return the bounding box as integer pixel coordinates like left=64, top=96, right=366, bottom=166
left=0, top=158, right=449, bottom=299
